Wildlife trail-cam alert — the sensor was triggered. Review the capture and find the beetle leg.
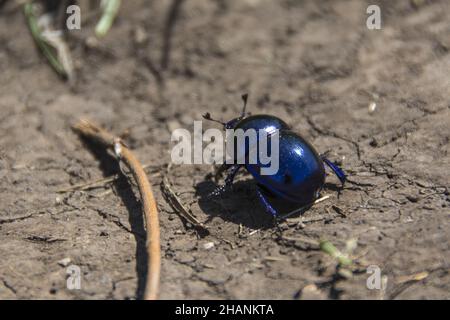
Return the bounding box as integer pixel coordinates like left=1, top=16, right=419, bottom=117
left=209, top=164, right=241, bottom=197
left=214, top=163, right=231, bottom=183
left=321, top=156, right=346, bottom=185
left=256, top=187, right=278, bottom=217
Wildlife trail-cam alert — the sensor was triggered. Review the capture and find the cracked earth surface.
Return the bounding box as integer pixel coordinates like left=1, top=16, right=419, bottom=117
left=0, top=0, right=449, bottom=299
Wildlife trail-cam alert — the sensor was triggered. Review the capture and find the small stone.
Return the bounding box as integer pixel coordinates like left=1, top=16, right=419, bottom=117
left=55, top=196, right=62, bottom=205
left=197, top=268, right=230, bottom=285
left=406, top=195, right=419, bottom=203
left=167, top=120, right=181, bottom=132
left=175, top=252, right=195, bottom=264
left=296, top=284, right=327, bottom=300
left=85, top=36, right=99, bottom=49
left=203, top=242, right=215, bottom=250
left=57, top=257, right=71, bottom=267
left=133, top=26, right=147, bottom=45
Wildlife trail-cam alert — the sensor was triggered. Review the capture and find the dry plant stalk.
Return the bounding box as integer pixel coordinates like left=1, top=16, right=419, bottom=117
left=72, top=119, right=160, bottom=300
left=161, top=175, right=208, bottom=233
left=57, top=163, right=160, bottom=193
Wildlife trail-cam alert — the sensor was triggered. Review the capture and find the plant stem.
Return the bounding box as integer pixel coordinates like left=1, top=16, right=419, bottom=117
left=72, top=119, right=161, bottom=300
left=95, top=0, right=121, bottom=38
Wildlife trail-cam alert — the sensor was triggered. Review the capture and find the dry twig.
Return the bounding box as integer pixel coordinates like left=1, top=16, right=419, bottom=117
left=72, top=119, right=160, bottom=300
left=161, top=174, right=208, bottom=234
left=57, top=164, right=160, bottom=193
left=278, top=194, right=332, bottom=221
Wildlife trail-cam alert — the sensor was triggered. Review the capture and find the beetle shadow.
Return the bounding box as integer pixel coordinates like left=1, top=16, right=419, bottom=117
left=323, top=181, right=344, bottom=200
left=323, top=182, right=342, bottom=192
left=78, top=138, right=148, bottom=300
left=195, top=176, right=310, bottom=229
left=195, top=179, right=272, bottom=230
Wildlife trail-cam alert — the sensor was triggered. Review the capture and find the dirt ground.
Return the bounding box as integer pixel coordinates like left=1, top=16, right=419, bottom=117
left=0, top=0, right=449, bottom=300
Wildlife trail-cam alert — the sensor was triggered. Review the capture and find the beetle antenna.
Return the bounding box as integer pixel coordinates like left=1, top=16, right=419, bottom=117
left=241, top=93, right=249, bottom=118
left=202, top=112, right=226, bottom=125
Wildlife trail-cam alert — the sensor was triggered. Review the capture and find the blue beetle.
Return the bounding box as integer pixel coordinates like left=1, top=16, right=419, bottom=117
left=203, top=94, right=346, bottom=217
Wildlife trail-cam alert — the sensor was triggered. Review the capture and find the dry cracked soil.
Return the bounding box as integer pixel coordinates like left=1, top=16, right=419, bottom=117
left=0, top=0, right=449, bottom=299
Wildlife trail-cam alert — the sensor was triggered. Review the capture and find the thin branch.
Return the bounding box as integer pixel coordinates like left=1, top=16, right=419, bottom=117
left=72, top=119, right=161, bottom=300
left=57, top=164, right=160, bottom=193
left=161, top=175, right=208, bottom=234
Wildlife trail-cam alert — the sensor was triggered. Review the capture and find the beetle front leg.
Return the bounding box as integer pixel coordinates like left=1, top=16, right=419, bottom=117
left=213, top=163, right=231, bottom=182
left=209, top=164, right=241, bottom=197
left=321, top=156, right=346, bottom=185
left=256, top=187, right=278, bottom=217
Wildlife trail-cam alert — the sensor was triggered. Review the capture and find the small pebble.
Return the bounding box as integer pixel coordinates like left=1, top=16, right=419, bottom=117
left=203, top=242, right=215, bottom=250
left=296, top=284, right=327, bottom=300
left=85, top=36, right=99, bottom=49
left=406, top=195, right=419, bottom=203
left=133, top=26, right=147, bottom=45
left=57, top=257, right=71, bottom=267
left=167, top=120, right=181, bottom=132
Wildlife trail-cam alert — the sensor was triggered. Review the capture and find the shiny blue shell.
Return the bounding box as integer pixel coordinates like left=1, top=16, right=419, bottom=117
left=232, top=115, right=326, bottom=205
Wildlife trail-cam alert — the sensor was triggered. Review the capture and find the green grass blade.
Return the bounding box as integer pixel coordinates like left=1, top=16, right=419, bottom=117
left=95, top=0, right=121, bottom=38
left=24, top=2, right=67, bottom=77
left=319, top=240, right=353, bottom=267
